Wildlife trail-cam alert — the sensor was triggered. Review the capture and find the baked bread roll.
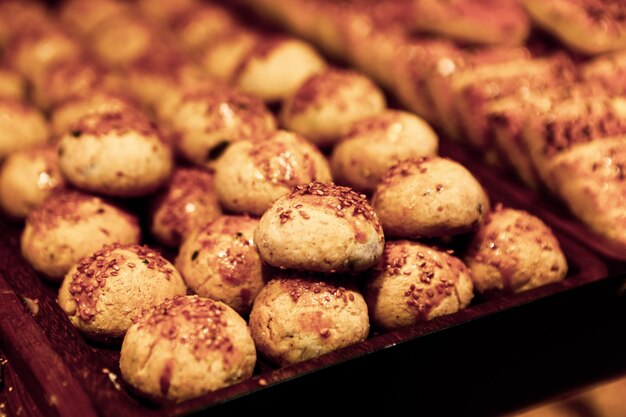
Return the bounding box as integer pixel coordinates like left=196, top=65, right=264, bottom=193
left=58, top=243, right=187, bottom=341
left=412, top=0, right=530, bottom=46
left=0, top=65, right=25, bottom=100
left=280, top=68, right=386, bottom=148
left=199, top=28, right=259, bottom=82
left=150, top=167, right=221, bottom=248
left=249, top=275, right=369, bottom=366
left=120, top=295, right=256, bottom=402
left=59, top=0, right=129, bottom=37
left=0, top=145, right=65, bottom=219
left=135, top=0, right=198, bottom=24
left=0, top=98, right=49, bottom=159
left=255, top=182, right=384, bottom=273
left=331, top=110, right=438, bottom=193
left=464, top=205, right=567, bottom=295
left=234, top=36, right=327, bottom=102
left=215, top=130, right=332, bottom=216
left=21, top=191, right=140, bottom=280
left=57, top=111, right=173, bottom=197
left=168, top=3, right=238, bottom=53
left=176, top=215, right=265, bottom=315
left=364, top=240, right=473, bottom=330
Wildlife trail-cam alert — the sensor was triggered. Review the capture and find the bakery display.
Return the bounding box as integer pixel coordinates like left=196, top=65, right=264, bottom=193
left=57, top=243, right=187, bottom=341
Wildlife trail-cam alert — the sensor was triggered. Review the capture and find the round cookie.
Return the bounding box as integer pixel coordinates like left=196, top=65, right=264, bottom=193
left=214, top=130, right=332, bottom=216
left=58, top=244, right=188, bottom=341
left=120, top=295, right=256, bottom=402
left=464, top=205, right=568, bottom=295
left=364, top=240, right=474, bottom=331
left=165, top=86, right=276, bottom=167
left=280, top=68, right=386, bottom=147
left=176, top=215, right=265, bottom=315
left=0, top=65, right=25, bottom=99
left=21, top=191, right=141, bottom=280
left=57, top=111, right=173, bottom=197
left=0, top=98, right=49, bottom=159
left=331, top=110, right=439, bottom=192
left=255, top=182, right=384, bottom=273
left=0, top=145, right=65, bottom=218
left=234, top=36, right=327, bottom=102
left=372, top=157, right=490, bottom=238
left=200, top=28, right=259, bottom=82
left=150, top=167, right=222, bottom=248
left=168, top=3, right=238, bottom=53
left=249, top=275, right=369, bottom=366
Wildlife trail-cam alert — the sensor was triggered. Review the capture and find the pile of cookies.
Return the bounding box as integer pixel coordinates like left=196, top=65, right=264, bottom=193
left=0, top=0, right=567, bottom=405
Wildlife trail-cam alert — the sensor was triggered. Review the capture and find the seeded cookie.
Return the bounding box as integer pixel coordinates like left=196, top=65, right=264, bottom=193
left=120, top=295, right=256, bottom=402
left=255, top=182, right=384, bottom=273
left=21, top=191, right=140, bottom=280
left=58, top=243, right=187, bottom=341
left=364, top=240, right=474, bottom=331
left=331, top=110, right=439, bottom=193
left=214, top=130, right=332, bottom=216
left=249, top=275, right=369, bottom=366
left=151, top=167, right=221, bottom=248
left=0, top=98, right=49, bottom=159
left=281, top=68, right=386, bottom=147
left=57, top=111, right=173, bottom=197
left=372, top=157, right=489, bottom=238
left=464, top=205, right=567, bottom=295
left=0, top=145, right=65, bottom=218
left=176, top=215, right=265, bottom=315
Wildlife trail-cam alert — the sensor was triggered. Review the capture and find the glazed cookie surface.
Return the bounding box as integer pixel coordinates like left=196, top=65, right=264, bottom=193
left=0, top=98, right=49, bottom=159
left=255, top=182, right=384, bottom=273
left=58, top=243, right=187, bottom=341
left=151, top=167, right=221, bottom=248
left=120, top=295, right=256, bottom=402
left=364, top=240, right=474, bottom=331
left=331, top=110, right=439, bottom=192
left=249, top=275, right=369, bottom=366
left=215, top=130, right=332, bottom=216
left=0, top=145, right=65, bottom=218
left=57, top=111, right=173, bottom=197
left=281, top=68, right=386, bottom=147
left=21, top=191, right=141, bottom=280
left=464, top=205, right=568, bottom=295
left=372, top=157, right=489, bottom=238
left=176, top=215, right=265, bottom=315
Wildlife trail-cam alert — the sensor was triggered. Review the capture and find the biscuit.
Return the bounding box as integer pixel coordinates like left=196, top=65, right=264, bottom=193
left=372, top=157, right=489, bottom=238
left=255, top=182, right=384, bottom=273
left=168, top=3, right=238, bottom=53
left=281, top=68, right=386, bottom=147
left=21, top=191, right=141, bottom=280
left=464, top=206, right=567, bottom=295
left=200, top=28, right=259, bottom=82
left=176, top=215, right=265, bottom=315
left=331, top=110, right=438, bottom=193
left=120, top=295, right=256, bottom=402
left=0, top=98, right=49, bottom=159
left=58, top=244, right=188, bottom=341
left=214, top=130, right=332, bottom=216
left=249, top=275, right=369, bottom=366
left=364, top=240, right=474, bottom=331
left=0, top=145, right=65, bottom=219
left=150, top=167, right=221, bottom=248
left=235, top=36, right=327, bottom=102
left=57, top=111, right=173, bottom=197
left=165, top=86, right=276, bottom=167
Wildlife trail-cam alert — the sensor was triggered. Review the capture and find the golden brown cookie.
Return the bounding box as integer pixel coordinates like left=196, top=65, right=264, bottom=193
left=364, top=240, right=474, bottom=331
left=0, top=98, right=49, bottom=159
left=214, top=130, right=332, bottom=216
left=280, top=68, right=386, bottom=147
left=21, top=191, right=141, bottom=280
left=372, top=157, right=489, bottom=238
left=57, top=111, right=173, bottom=197
left=120, top=295, right=256, bottom=402
left=0, top=145, right=65, bottom=218
left=58, top=244, right=187, bottom=341
left=151, top=167, right=221, bottom=248
left=464, top=205, right=567, bottom=295
left=176, top=215, right=265, bottom=315
left=255, top=182, right=385, bottom=273
left=331, top=110, right=439, bottom=193
left=249, top=275, right=369, bottom=366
